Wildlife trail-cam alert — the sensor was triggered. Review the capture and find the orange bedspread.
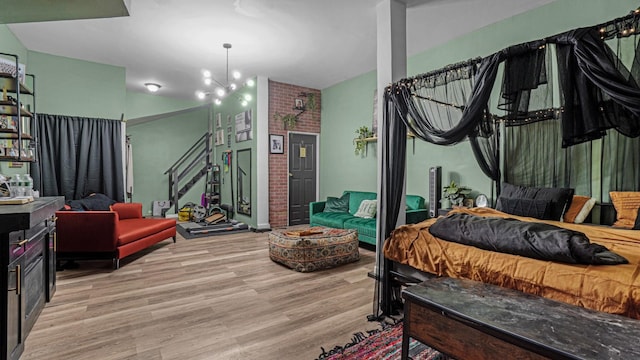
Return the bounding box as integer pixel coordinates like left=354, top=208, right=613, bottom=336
left=384, top=207, right=640, bottom=319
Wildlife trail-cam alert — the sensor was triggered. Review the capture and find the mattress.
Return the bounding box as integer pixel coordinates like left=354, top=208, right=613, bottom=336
left=383, top=207, right=640, bottom=319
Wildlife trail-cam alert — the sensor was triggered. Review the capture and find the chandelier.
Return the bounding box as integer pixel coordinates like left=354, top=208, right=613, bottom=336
left=196, top=43, right=254, bottom=106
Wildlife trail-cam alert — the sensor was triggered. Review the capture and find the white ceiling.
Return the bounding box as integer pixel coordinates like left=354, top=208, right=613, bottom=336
left=7, top=0, right=555, bottom=101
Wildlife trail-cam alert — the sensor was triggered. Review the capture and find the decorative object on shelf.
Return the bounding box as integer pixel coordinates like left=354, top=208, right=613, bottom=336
left=354, top=125, right=374, bottom=156
left=442, top=180, right=471, bottom=207
left=475, top=194, right=489, bottom=207
left=144, top=82, right=161, bottom=92
left=274, top=112, right=299, bottom=130
left=0, top=52, right=35, bottom=163
left=196, top=43, right=254, bottom=106
left=273, top=92, right=318, bottom=129
left=269, top=134, right=284, bottom=154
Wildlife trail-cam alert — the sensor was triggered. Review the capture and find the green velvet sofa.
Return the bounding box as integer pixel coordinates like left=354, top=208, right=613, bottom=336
left=309, top=190, right=428, bottom=246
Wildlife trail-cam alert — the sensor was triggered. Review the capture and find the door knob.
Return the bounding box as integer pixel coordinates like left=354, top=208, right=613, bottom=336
left=289, top=173, right=293, bottom=177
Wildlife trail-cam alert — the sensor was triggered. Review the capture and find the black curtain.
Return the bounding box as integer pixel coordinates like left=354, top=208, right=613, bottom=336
left=32, top=114, right=125, bottom=202
left=373, top=89, right=408, bottom=318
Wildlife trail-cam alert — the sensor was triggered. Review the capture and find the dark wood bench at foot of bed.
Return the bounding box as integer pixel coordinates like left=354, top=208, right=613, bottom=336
left=401, top=277, right=640, bottom=360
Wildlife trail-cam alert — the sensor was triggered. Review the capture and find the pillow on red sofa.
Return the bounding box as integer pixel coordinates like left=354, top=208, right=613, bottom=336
left=65, top=193, right=116, bottom=211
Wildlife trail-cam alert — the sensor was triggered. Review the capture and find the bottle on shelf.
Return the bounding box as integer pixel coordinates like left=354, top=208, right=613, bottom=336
left=24, top=173, right=33, bottom=197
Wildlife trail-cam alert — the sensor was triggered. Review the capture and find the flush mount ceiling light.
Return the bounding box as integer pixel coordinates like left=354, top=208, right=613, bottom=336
left=196, top=43, right=254, bottom=106
left=144, top=82, right=161, bottom=92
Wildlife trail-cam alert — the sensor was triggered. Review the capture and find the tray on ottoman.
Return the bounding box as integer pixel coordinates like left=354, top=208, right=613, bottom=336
left=268, top=227, right=359, bottom=272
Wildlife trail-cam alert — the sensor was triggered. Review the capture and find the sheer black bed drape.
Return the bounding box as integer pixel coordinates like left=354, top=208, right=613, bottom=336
left=377, top=10, right=640, bottom=317
left=32, top=114, right=125, bottom=202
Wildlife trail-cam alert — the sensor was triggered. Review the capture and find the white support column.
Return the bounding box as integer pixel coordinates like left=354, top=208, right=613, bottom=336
left=256, top=75, right=271, bottom=230
left=373, top=1, right=408, bottom=319
left=376, top=0, right=407, bottom=243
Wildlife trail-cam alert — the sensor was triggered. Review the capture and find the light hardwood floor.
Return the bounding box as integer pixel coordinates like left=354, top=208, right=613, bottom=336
left=22, top=229, right=380, bottom=360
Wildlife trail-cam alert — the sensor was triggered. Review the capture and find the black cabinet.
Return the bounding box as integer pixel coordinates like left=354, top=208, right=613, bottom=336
left=0, top=197, right=63, bottom=360
left=5, top=255, right=22, bottom=360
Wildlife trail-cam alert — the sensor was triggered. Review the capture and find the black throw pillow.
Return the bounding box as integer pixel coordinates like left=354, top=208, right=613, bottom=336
left=633, top=207, right=640, bottom=230
left=496, top=197, right=553, bottom=220
left=500, top=182, right=574, bottom=221
left=324, top=193, right=350, bottom=213
left=66, top=193, right=116, bottom=211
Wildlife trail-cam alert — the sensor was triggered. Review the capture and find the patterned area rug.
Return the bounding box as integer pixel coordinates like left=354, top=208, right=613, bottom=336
left=316, top=322, right=452, bottom=360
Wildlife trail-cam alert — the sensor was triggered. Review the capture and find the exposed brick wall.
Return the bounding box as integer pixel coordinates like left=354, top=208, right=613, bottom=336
left=269, top=80, right=321, bottom=228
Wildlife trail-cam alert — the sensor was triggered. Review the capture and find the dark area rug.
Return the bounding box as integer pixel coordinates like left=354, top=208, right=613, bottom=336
left=316, top=322, right=452, bottom=360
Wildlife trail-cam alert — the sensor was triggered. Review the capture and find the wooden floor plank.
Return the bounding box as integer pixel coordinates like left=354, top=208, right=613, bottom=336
left=22, top=229, right=379, bottom=360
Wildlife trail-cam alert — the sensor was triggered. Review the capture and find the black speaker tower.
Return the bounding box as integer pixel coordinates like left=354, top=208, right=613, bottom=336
left=428, top=166, right=441, bottom=218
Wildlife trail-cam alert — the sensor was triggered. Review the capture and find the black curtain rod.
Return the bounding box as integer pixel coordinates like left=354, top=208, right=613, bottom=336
left=387, top=7, right=639, bottom=93
left=413, top=57, right=483, bottom=79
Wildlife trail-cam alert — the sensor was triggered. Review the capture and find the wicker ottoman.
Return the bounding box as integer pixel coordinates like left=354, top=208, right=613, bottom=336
left=268, top=227, right=359, bottom=272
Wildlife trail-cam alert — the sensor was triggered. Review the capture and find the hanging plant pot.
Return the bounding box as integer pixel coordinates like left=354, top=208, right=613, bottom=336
left=274, top=112, right=298, bottom=130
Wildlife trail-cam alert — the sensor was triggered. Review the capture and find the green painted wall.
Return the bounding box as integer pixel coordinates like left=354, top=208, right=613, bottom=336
left=0, top=25, right=27, bottom=60
left=126, top=81, right=258, bottom=224
left=125, top=90, right=200, bottom=120
left=320, top=71, right=377, bottom=199
left=27, top=51, right=125, bottom=119
left=127, top=106, right=211, bottom=215
left=320, top=0, right=638, bottom=208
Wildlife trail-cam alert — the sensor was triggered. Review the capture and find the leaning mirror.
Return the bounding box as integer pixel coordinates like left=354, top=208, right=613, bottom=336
left=237, top=148, right=251, bottom=216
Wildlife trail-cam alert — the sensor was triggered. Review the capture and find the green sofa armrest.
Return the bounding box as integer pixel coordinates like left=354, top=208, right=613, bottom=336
left=310, top=201, right=326, bottom=217
left=406, top=209, right=428, bottom=224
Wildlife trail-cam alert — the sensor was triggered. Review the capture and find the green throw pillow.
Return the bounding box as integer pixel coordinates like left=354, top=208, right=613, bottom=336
left=324, top=193, right=350, bottom=212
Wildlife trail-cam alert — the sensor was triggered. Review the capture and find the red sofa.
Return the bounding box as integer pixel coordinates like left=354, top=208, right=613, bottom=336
left=56, top=203, right=176, bottom=269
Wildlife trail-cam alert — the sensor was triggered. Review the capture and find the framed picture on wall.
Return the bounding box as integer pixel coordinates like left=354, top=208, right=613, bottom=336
left=216, top=113, right=222, bottom=128
left=270, top=134, right=284, bottom=154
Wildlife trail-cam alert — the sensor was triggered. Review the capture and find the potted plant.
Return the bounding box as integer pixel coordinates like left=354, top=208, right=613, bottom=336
left=354, top=126, right=374, bottom=156
left=274, top=112, right=298, bottom=129
left=442, top=180, right=471, bottom=207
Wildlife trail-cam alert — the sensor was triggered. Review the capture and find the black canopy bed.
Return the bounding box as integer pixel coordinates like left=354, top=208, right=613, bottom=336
left=373, top=8, right=640, bottom=321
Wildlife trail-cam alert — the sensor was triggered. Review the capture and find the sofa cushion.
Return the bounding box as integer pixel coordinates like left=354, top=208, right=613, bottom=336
left=354, top=199, right=377, bottom=218
left=118, top=218, right=176, bottom=245
left=65, top=193, right=116, bottom=211
left=406, top=195, right=425, bottom=210
left=345, top=190, right=377, bottom=215
left=343, top=217, right=377, bottom=239
left=324, top=193, right=350, bottom=212
left=311, top=212, right=354, bottom=228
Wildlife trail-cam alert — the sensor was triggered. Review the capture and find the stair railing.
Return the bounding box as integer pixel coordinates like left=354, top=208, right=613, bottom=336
left=164, top=132, right=213, bottom=213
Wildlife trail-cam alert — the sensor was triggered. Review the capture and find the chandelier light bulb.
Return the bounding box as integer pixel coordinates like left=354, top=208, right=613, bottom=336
left=241, top=100, right=248, bottom=107
left=203, top=70, right=211, bottom=78
left=246, top=79, right=255, bottom=87
left=204, top=78, right=212, bottom=86
left=196, top=91, right=206, bottom=100
left=216, top=88, right=226, bottom=97
left=214, top=98, right=222, bottom=105
left=229, top=83, right=237, bottom=90
left=244, top=94, right=252, bottom=102
left=232, top=71, right=241, bottom=80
